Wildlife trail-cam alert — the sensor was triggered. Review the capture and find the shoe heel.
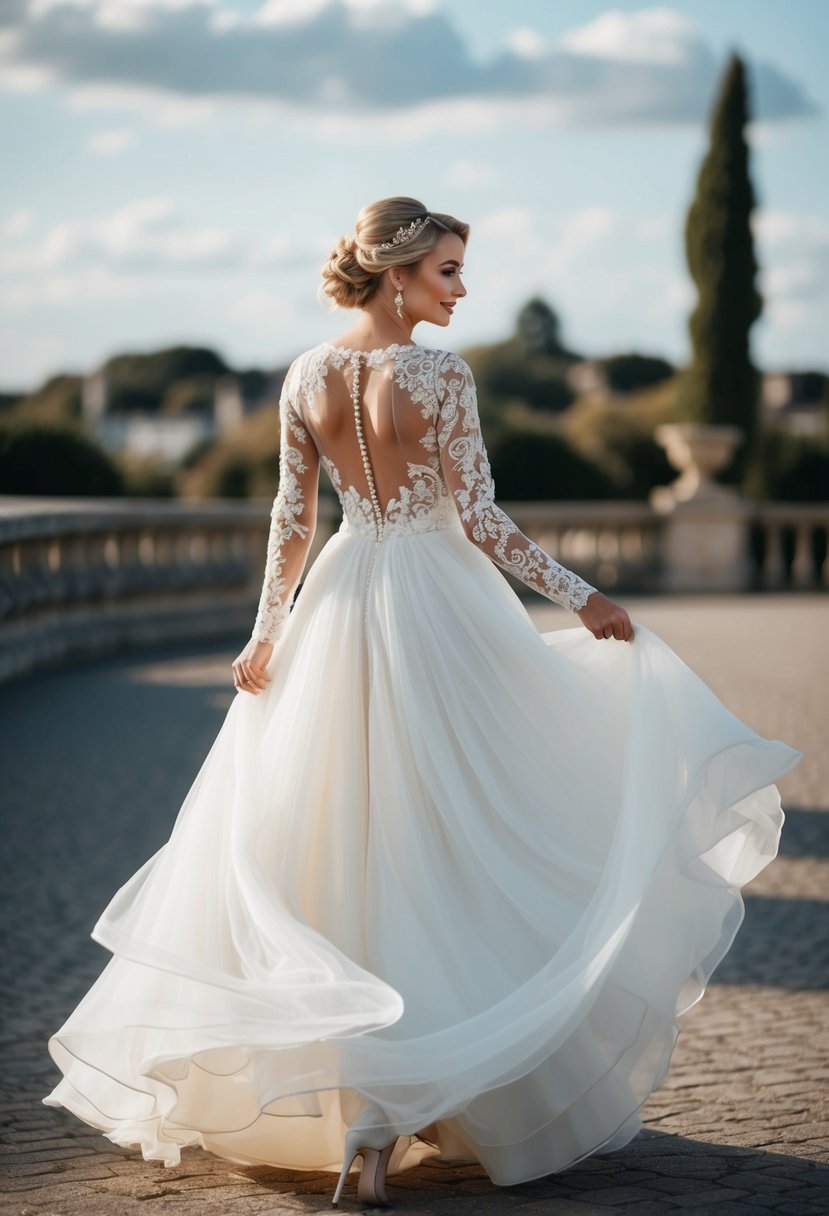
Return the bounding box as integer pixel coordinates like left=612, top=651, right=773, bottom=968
left=332, top=1131, right=396, bottom=1207
left=356, top=1140, right=395, bottom=1206
left=332, top=1145, right=359, bottom=1207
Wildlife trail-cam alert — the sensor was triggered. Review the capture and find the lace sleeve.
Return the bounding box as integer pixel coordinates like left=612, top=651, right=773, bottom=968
left=435, top=352, right=598, bottom=613
left=251, top=359, right=320, bottom=644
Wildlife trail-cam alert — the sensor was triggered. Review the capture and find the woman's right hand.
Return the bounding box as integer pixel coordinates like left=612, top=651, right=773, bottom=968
left=575, top=591, right=634, bottom=642
left=232, top=638, right=274, bottom=694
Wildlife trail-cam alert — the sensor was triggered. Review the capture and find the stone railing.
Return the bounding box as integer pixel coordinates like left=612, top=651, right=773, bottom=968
left=750, top=503, right=829, bottom=590
left=0, top=494, right=826, bottom=683
left=0, top=496, right=341, bottom=683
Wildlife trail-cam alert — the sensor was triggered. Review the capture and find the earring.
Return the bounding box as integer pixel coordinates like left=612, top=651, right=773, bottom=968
left=394, top=289, right=404, bottom=319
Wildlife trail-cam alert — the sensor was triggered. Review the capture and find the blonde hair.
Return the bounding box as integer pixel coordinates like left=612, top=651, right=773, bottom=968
left=319, top=195, right=469, bottom=311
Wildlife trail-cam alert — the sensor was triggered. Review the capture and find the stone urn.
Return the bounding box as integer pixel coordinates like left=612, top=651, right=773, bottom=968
left=649, top=422, right=751, bottom=591
left=650, top=423, right=744, bottom=510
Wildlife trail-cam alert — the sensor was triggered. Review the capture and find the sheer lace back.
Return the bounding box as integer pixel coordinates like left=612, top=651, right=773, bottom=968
left=303, top=342, right=457, bottom=541
left=250, top=341, right=597, bottom=643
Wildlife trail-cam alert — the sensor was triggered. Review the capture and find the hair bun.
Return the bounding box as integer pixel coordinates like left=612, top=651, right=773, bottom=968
left=319, top=234, right=376, bottom=310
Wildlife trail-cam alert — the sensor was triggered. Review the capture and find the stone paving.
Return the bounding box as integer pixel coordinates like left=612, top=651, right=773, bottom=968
left=1, top=593, right=827, bottom=1215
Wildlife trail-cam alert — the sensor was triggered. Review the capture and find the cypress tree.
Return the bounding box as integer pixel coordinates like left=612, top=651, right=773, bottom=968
left=680, top=52, right=763, bottom=490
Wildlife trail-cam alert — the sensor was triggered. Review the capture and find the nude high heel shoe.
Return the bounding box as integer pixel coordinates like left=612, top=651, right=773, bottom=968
left=331, top=1127, right=397, bottom=1207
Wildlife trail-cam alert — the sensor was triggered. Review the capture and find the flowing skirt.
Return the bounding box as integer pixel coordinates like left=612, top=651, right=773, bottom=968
left=43, top=518, right=802, bottom=1184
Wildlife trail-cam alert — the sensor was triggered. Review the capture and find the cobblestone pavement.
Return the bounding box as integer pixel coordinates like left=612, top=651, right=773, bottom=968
left=1, top=594, right=827, bottom=1215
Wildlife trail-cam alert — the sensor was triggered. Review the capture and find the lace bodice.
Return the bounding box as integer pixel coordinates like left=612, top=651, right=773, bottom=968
left=250, top=342, right=597, bottom=643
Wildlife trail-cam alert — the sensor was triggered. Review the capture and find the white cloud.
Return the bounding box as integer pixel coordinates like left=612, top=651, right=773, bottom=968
left=745, top=120, right=778, bottom=148
left=0, top=0, right=815, bottom=129
left=4, top=208, right=35, bottom=237
left=68, top=81, right=217, bottom=126
left=753, top=210, right=829, bottom=247
left=636, top=216, right=671, bottom=240
left=446, top=159, right=496, bottom=189
left=749, top=208, right=829, bottom=340
left=506, top=27, right=547, bottom=61
left=561, top=7, right=700, bottom=66
left=476, top=206, right=537, bottom=245
left=87, top=126, right=137, bottom=155
left=545, top=207, right=618, bottom=276
left=764, top=262, right=823, bottom=299
left=229, top=288, right=294, bottom=327
left=256, top=0, right=436, bottom=25
left=255, top=0, right=332, bottom=26
left=0, top=197, right=242, bottom=276
left=666, top=274, right=694, bottom=312
left=2, top=265, right=158, bottom=313
left=0, top=194, right=329, bottom=316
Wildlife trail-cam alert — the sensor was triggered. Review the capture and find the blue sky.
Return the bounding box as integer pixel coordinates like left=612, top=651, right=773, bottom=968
left=1, top=0, right=827, bottom=392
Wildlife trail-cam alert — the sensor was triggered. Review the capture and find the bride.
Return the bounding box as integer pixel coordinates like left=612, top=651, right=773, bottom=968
left=44, top=196, right=802, bottom=1207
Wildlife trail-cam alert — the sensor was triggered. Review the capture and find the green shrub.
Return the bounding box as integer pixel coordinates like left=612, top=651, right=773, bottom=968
left=0, top=420, right=124, bottom=496
left=489, top=431, right=616, bottom=500
left=464, top=340, right=574, bottom=416
left=763, top=431, right=829, bottom=502
left=599, top=353, right=675, bottom=392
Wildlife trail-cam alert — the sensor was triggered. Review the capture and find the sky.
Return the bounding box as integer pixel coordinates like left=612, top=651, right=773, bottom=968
left=1, top=0, right=827, bottom=393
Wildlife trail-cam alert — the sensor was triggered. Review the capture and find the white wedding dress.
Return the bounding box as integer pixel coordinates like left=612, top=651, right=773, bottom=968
left=44, top=341, right=802, bottom=1185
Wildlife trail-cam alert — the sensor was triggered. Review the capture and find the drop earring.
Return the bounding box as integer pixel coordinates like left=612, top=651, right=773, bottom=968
left=394, top=288, right=404, bottom=319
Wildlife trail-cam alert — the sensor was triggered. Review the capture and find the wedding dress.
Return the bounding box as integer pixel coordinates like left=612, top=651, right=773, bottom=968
left=43, top=341, right=802, bottom=1185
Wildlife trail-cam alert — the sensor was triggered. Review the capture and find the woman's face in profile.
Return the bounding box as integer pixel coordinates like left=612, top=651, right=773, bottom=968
left=401, top=232, right=467, bottom=328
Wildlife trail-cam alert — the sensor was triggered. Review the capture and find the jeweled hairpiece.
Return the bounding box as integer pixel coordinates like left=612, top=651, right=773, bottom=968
left=370, top=215, right=431, bottom=256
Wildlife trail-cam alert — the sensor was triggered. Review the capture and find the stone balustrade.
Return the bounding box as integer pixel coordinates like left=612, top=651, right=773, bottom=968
left=0, top=496, right=340, bottom=683
left=751, top=503, right=829, bottom=590
left=0, top=494, right=826, bottom=683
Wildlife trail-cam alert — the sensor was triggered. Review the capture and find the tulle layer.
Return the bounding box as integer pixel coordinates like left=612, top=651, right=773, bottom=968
left=44, top=519, right=802, bottom=1184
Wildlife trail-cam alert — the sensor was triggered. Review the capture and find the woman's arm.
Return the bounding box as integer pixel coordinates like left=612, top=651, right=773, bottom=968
left=435, top=352, right=633, bottom=641
left=233, top=360, right=321, bottom=694
left=435, top=352, right=598, bottom=612
left=251, top=359, right=321, bottom=643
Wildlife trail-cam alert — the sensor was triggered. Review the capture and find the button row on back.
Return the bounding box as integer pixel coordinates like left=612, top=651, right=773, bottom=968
left=350, top=352, right=384, bottom=542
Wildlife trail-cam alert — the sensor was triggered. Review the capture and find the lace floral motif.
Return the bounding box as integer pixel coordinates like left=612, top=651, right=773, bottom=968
left=251, top=358, right=320, bottom=643
left=316, top=344, right=457, bottom=540
left=434, top=352, right=598, bottom=613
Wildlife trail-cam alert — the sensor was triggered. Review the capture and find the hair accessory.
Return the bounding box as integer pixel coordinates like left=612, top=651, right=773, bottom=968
left=371, top=215, right=431, bottom=256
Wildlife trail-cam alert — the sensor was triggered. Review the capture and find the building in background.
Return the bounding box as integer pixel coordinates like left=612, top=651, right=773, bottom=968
left=81, top=367, right=284, bottom=467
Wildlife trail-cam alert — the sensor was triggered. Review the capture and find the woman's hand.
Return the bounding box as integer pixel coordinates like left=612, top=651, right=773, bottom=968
left=575, top=591, right=634, bottom=642
left=232, top=638, right=274, bottom=695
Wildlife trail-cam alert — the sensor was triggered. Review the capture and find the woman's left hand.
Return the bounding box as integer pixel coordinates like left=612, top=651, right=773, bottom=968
left=575, top=591, right=634, bottom=642
left=232, top=638, right=274, bottom=695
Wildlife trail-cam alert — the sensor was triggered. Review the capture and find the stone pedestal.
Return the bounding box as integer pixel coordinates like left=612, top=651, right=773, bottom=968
left=651, top=496, right=754, bottom=591
left=651, top=423, right=752, bottom=592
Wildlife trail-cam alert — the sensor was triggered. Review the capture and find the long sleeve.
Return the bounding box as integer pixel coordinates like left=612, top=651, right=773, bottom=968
left=435, top=352, right=598, bottom=613
left=251, top=359, right=320, bottom=644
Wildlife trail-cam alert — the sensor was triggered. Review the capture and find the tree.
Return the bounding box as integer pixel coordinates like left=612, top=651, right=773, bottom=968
left=680, top=52, right=763, bottom=490
left=514, top=299, right=575, bottom=359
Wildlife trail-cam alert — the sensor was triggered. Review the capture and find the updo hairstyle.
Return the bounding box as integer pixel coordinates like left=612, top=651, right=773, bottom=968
left=319, top=195, right=469, bottom=311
